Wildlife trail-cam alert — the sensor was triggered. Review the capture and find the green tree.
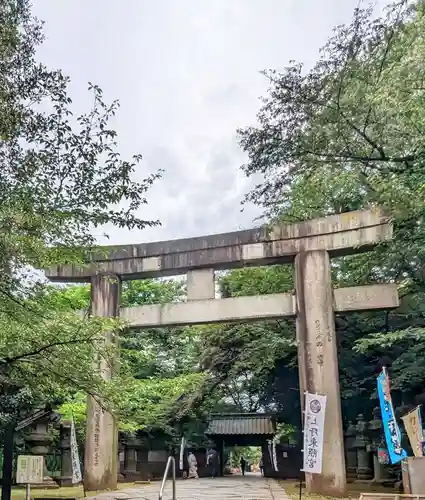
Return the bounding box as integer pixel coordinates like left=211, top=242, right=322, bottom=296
left=50, top=279, right=204, bottom=439
left=237, top=0, right=425, bottom=416
left=0, top=0, right=161, bottom=278
left=172, top=267, right=301, bottom=429
left=0, top=1, right=161, bottom=497
left=0, top=0, right=161, bottom=410
left=238, top=0, right=422, bottom=218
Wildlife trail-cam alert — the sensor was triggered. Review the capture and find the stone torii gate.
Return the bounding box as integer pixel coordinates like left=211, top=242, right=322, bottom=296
left=46, top=208, right=399, bottom=496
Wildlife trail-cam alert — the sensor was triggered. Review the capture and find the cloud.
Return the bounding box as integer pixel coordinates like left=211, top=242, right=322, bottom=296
left=31, top=0, right=378, bottom=245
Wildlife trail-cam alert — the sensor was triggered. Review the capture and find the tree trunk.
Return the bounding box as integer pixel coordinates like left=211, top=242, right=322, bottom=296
left=1, top=424, right=14, bottom=500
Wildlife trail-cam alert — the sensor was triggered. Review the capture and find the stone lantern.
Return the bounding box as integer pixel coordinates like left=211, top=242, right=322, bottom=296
left=353, top=414, right=373, bottom=481
left=123, top=434, right=144, bottom=481
left=57, top=420, right=73, bottom=486
left=24, top=415, right=58, bottom=488
left=344, top=421, right=357, bottom=482
left=117, top=432, right=125, bottom=481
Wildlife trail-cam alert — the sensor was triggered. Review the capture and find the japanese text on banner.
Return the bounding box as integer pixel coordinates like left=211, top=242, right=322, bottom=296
left=302, top=393, right=326, bottom=474
left=401, top=406, right=424, bottom=458
left=377, top=368, right=407, bottom=464
left=70, top=417, right=82, bottom=484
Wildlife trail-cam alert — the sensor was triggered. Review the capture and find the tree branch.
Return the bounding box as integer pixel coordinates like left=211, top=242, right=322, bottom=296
left=1, top=336, right=100, bottom=366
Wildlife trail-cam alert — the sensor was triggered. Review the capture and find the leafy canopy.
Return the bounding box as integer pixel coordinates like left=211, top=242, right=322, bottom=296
left=237, top=0, right=425, bottom=405
left=0, top=0, right=161, bottom=445
left=0, top=0, right=161, bottom=275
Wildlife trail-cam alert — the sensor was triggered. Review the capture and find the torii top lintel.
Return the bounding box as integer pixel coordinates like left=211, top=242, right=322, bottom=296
left=45, top=208, right=391, bottom=283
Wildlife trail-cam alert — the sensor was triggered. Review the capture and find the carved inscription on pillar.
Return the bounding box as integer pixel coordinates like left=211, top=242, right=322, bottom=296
left=315, top=319, right=324, bottom=366
left=93, top=405, right=103, bottom=468
left=84, top=273, right=120, bottom=492
left=295, top=251, right=347, bottom=497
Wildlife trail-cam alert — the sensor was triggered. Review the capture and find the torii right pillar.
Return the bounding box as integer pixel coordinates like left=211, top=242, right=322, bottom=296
left=294, top=214, right=395, bottom=497
left=296, top=250, right=346, bottom=496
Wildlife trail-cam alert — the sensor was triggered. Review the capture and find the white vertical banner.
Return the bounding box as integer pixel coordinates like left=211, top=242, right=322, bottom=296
left=302, top=392, right=327, bottom=474
left=267, top=440, right=273, bottom=468
left=179, top=437, right=186, bottom=470
left=272, top=437, right=278, bottom=471
left=70, top=417, right=82, bottom=484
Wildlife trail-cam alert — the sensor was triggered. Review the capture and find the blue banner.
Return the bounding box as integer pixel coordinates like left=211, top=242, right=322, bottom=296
left=377, top=369, right=407, bottom=464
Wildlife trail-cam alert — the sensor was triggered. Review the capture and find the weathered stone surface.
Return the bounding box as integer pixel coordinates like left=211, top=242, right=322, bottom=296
left=332, top=284, right=399, bottom=312
left=45, top=209, right=391, bottom=282
left=121, top=293, right=295, bottom=327
left=295, top=251, right=346, bottom=497
left=120, top=284, right=398, bottom=328
left=187, top=268, right=215, bottom=300
left=84, top=273, right=120, bottom=492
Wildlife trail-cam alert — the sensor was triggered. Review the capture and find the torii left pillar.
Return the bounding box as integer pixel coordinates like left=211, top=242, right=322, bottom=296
left=84, top=272, right=120, bottom=491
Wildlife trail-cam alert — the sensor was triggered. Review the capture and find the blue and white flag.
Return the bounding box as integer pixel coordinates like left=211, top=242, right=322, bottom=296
left=377, top=368, right=407, bottom=464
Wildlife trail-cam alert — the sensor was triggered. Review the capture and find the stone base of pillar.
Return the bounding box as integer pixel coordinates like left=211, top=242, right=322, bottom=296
left=394, top=480, right=403, bottom=492
left=354, top=479, right=375, bottom=487
left=138, top=467, right=150, bottom=482
left=55, top=476, right=73, bottom=487
left=117, top=473, right=125, bottom=482
left=355, top=473, right=373, bottom=481
left=123, top=471, right=140, bottom=481
left=306, top=475, right=347, bottom=498
left=371, top=479, right=396, bottom=486
left=355, top=459, right=373, bottom=481
left=347, top=470, right=357, bottom=483
left=371, top=474, right=392, bottom=484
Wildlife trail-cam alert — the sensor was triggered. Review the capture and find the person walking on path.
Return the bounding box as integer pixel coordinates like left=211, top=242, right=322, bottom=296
left=240, top=456, right=246, bottom=476
left=188, top=451, right=199, bottom=479
left=207, top=448, right=219, bottom=478
left=259, top=457, right=264, bottom=476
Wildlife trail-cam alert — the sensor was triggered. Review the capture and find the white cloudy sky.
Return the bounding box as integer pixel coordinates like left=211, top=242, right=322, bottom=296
left=32, top=0, right=387, bottom=245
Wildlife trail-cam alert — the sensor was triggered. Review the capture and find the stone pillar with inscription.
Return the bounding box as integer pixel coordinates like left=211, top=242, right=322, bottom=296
left=295, top=251, right=346, bottom=497
left=84, top=272, right=120, bottom=491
